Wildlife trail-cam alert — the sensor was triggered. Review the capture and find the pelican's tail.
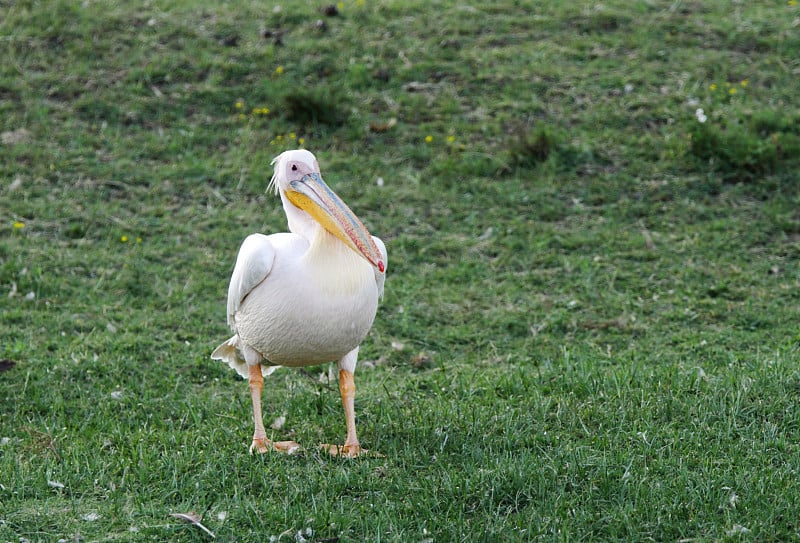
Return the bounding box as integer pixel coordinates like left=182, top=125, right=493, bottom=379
left=211, top=335, right=278, bottom=379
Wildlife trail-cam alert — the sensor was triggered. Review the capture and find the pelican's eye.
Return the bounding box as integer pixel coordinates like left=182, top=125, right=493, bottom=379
left=291, top=164, right=298, bottom=171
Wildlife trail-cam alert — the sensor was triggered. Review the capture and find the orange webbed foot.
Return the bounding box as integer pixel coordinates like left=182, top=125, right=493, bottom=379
left=250, top=438, right=302, bottom=455
left=319, top=443, right=382, bottom=458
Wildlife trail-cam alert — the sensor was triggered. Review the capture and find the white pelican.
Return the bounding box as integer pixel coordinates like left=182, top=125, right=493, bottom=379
left=212, top=149, right=386, bottom=457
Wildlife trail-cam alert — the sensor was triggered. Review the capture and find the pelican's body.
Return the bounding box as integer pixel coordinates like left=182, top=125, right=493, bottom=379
left=233, top=230, right=381, bottom=367
left=212, top=150, right=386, bottom=457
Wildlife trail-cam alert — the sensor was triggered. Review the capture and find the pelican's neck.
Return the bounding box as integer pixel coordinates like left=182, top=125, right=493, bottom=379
left=281, top=194, right=374, bottom=293
left=305, top=225, right=373, bottom=295
left=307, top=225, right=358, bottom=264
left=283, top=197, right=318, bottom=239
left=283, top=194, right=357, bottom=264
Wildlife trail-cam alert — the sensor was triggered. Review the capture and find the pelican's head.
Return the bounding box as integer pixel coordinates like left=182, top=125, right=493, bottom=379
left=270, top=150, right=385, bottom=274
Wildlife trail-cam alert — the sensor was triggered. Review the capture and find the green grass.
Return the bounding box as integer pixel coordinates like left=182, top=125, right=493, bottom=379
left=2, top=0, right=800, bottom=541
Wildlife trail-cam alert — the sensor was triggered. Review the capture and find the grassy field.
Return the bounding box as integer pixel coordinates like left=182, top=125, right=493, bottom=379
left=2, top=0, right=800, bottom=541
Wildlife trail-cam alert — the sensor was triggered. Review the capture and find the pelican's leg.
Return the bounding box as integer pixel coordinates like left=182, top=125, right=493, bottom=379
left=248, top=363, right=300, bottom=455
left=321, top=348, right=373, bottom=458
left=338, top=368, right=362, bottom=457
left=248, top=363, right=270, bottom=453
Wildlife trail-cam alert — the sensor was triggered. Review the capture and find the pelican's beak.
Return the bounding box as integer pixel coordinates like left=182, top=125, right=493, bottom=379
left=286, top=173, right=385, bottom=273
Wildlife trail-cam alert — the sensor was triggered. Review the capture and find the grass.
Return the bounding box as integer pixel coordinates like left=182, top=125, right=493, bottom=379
left=1, top=0, right=800, bottom=541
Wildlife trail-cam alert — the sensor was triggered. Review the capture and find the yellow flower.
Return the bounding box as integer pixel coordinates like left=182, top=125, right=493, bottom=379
left=298, top=137, right=305, bottom=145
left=337, top=2, right=344, bottom=10
left=238, top=113, right=246, bottom=121
left=289, top=132, right=296, bottom=140
left=235, top=101, right=244, bottom=109
left=425, top=135, right=433, bottom=143
left=13, top=221, right=24, bottom=229
left=740, top=79, right=749, bottom=87
left=790, top=0, right=797, bottom=6
left=275, top=65, right=284, bottom=75
left=446, top=135, right=456, bottom=143
left=121, top=235, right=128, bottom=243
left=136, top=237, right=142, bottom=243
left=729, top=87, right=737, bottom=95
left=709, top=83, right=717, bottom=91
left=276, top=134, right=284, bottom=141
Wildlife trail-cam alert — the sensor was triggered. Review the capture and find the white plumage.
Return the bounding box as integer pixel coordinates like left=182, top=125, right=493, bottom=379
left=212, top=149, right=386, bottom=457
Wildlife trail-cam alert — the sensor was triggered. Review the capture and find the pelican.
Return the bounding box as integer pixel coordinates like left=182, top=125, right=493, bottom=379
left=211, top=149, right=387, bottom=457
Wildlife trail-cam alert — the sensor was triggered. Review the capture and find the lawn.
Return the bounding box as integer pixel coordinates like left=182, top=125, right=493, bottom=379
left=2, top=1, right=800, bottom=541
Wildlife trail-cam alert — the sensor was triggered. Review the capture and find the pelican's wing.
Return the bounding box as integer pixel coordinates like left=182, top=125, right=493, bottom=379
left=226, top=233, right=276, bottom=328
left=372, top=235, right=387, bottom=297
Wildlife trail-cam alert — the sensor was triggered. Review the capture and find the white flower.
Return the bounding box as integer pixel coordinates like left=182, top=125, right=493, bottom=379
left=726, top=524, right=750, bottom=536
left=270, top=415, right=286, bottom=430
left=695, top=108, right=707, bottom=123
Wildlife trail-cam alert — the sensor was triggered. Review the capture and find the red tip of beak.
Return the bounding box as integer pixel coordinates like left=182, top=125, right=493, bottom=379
left=378, top=260, right=385, bottom=273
